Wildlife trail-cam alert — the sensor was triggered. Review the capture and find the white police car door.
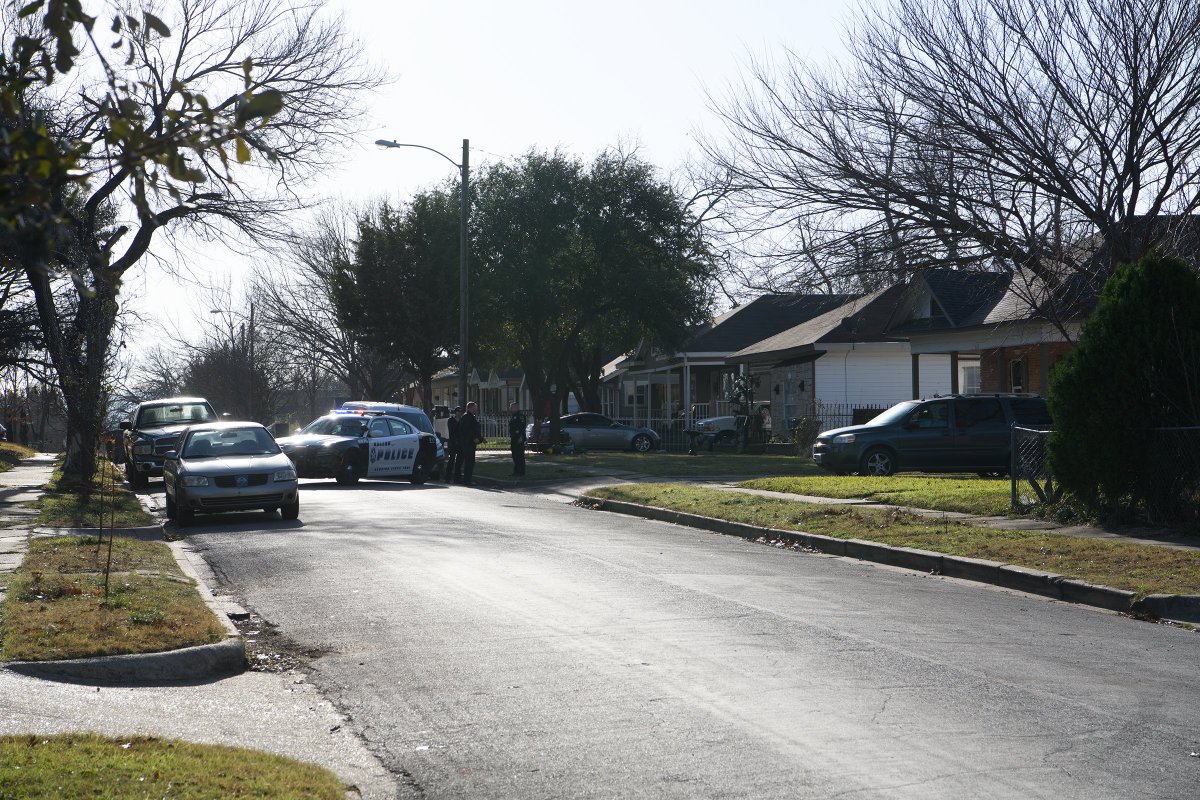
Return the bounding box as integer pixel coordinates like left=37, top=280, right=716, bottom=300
left=366, top=417, right=419, bottom=478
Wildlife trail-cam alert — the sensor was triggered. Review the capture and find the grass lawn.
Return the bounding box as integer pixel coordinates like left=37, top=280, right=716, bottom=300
left=471, top=458, right=603, bottom=481
left=0, top=535, right=227, bottom=661
left=740, top=475, right=1014, bottom=515
left=501, top=450, right=825, bottom=479
left=0, top=734, right=345, bottom=799
left=586, top=484, right=1200, bottom=597
left=0, top=442, right=37, bottom=471
left=38, top=458, right=153, bottom=528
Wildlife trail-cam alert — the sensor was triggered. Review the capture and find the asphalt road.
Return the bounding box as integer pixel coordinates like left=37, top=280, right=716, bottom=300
left=183, top=476, right=1200, bottom=799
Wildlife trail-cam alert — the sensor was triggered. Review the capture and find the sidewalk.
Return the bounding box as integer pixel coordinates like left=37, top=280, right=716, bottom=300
left=0, top=456, right=398, bottom=799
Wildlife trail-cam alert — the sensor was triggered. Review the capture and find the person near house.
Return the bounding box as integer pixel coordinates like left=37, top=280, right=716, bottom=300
left=446, top=406, right=463, bottom=483
left=459, top=401, right=483, bottom=485
left=508, top=402, right=526, bottom=476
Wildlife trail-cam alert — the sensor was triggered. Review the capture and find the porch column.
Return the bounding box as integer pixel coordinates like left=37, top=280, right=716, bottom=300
left=950, top=351, right=959, bottom=394
left=683, top=359, right=693, bottom=430
left=1038, top=343, right=1049, bottom=394
left=911, top=354, right=920, bottom=399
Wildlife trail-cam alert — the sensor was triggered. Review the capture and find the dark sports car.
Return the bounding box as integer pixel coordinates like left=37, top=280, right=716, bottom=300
left=275, top=411, right=439, bottom=485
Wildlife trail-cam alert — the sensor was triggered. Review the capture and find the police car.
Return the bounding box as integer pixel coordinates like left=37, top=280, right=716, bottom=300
left=275, top=408, right=441, bottom=485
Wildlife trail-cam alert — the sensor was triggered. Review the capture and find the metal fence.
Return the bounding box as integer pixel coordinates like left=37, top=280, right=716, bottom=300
left=1010, top=425, right=1200, bottom=521
left=1011, top=426, right=1057, bottom=508
left=1142, top=427, right=1200, bottom=523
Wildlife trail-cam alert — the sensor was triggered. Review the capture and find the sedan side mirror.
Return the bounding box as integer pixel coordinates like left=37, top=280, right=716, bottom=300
left=368, top=429, right=387, bottom=438
left=119, top=421, right=132, bottom=431
left=163, top=450, right=178, bottom=460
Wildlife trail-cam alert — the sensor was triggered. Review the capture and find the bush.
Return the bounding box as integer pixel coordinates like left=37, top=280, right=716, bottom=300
left=1047, top=252, right=1200, bottom=519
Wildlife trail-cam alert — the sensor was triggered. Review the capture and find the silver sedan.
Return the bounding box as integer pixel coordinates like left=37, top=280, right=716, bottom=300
left=527, top=413, right=660, bottom=452
left=163, top=422, right=299, bottom=526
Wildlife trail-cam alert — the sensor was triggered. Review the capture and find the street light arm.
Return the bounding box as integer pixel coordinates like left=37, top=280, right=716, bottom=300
left=374, top=139, right=461, bottom=170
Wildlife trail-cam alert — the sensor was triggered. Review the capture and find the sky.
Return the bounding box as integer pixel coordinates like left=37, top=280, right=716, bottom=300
left=126, top=0, right=860, bottom=343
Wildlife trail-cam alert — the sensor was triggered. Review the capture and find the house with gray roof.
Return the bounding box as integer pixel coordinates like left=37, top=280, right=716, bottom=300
left=726, top=284, right=951, bottom=433
left=601, top=293, right=856, bottom=430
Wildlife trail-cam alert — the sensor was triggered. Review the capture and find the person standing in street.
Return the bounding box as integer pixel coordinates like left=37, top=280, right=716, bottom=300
left=460, top=401, right=483, bottom=485
left=446, top=406, right=463, bottom=483
left=508, top=402, right=526, bottom=476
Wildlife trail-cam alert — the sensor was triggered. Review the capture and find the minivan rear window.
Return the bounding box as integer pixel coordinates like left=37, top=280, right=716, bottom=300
left=1011, top=397, right=1052, bottom=426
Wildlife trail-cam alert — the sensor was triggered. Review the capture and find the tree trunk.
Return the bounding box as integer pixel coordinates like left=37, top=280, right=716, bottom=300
left=26, top=265, right=120, bottom=497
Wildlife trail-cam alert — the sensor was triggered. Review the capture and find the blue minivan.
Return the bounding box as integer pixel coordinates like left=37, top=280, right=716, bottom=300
left=812, top=394, right=1052, bottom=476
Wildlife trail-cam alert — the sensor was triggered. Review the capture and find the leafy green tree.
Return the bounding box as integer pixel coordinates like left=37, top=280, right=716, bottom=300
left=1048, top=253, right=1200, bottom=519
left=472, top=149, right=715, bottom=441
left=330, top=189, right=461, bottom=410
left=1, top=0, right=379, bottom=487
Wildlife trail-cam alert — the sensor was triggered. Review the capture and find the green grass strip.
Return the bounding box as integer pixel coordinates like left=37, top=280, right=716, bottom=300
left=739, top=475, right=1014, bottom=515
left=587, top=484, right=1200, bottom=597
left=0, top=734, right=345, bottom=799
left=1, top=536, right=226, bottom=662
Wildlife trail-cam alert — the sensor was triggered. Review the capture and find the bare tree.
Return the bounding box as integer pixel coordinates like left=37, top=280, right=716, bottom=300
left=6, top=0, right=382, bottom=483
left=707, top=0, right=1200, bottom=321
left=252, top=206, right=408, bottom=404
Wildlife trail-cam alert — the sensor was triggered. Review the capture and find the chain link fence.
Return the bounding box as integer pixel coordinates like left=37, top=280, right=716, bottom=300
left=1141, top=427, right=1200, bottom=523
left=1011, top=426, right=1058, bottom=509
left=1012, top=425, right=1200, bottom=522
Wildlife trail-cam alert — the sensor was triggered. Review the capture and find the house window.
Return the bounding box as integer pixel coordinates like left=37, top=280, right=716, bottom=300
left=1010, top=360, right=1025, bottom=393
left=960, top=363, right=981, bottom=394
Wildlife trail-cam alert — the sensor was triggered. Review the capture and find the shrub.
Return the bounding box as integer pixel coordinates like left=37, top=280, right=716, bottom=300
left=1047, top=252, right=1200, bottom=519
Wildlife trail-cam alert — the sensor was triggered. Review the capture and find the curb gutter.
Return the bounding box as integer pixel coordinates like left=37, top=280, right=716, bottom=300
left=588, top=497, right=1200, bottom=624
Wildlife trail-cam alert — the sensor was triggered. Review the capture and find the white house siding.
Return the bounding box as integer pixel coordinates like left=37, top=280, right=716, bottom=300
left=813, top=343, right=913, bottom=408
left=917, top=353, right=954, bottom=398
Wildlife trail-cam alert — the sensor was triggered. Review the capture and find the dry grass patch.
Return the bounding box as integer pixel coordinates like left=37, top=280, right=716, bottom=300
left=0, top=536, right=226, bottom=662
left=740, top=475, right=1014, bottom=515
left=528, top=450, right=824, bottom=478
left=587, top=484, right=1200, bottom=597
left=38, top=458, right=153, bottom=528
left=0, top=734, right=345, bottom=799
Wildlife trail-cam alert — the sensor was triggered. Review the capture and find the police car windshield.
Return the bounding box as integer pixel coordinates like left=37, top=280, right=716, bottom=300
left=302, top=416, right=367, bottom=437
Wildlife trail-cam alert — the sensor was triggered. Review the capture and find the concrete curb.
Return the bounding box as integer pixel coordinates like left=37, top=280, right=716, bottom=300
left=586, top=497, right=1200, bottom=623
left=2, top=530, right=247, bottom=685
left=3, top=637, right=246, bottom=684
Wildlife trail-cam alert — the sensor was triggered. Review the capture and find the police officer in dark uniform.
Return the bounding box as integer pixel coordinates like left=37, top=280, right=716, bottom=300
left=446, top=406, right=463, bottom=482
left=460, top=401, right=483, bottom=485
left=508, top=402, right=526, bottom=476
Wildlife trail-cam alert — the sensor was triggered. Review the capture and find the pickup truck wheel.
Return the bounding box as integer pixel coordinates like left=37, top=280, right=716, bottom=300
left=125, top=461, right=148, bottom=488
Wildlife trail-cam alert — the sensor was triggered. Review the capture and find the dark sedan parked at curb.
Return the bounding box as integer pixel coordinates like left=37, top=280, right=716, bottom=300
left=275, top=410, right=440, bottom=485
left=163, top=422, right=299, bottom=527
left=812, top=394, right=1052, bottom=476
left=527, top=413, right=660, bottom=453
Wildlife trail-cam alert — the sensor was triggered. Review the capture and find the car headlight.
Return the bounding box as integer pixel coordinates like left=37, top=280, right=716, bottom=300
left=182, top=476, right=209, bottom=487
left=832, top=433, right=856, bottom=444
left=701, top=424, right=715, bottom=432
left=273, top=467, right=297, bottom=482
left=133, top=440, right=153, bottom=455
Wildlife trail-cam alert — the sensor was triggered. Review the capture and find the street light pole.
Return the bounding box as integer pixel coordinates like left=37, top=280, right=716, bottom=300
left=374, top=138, right=470, bottom=407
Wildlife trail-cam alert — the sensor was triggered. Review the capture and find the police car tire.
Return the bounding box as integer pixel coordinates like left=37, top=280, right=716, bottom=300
left=335, top=452, right=362, bottom=485
left=410, top=461, right=427, bottom=485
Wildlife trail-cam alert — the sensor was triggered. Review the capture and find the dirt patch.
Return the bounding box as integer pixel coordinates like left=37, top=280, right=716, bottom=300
left=230, top=613, right=331, bottom=673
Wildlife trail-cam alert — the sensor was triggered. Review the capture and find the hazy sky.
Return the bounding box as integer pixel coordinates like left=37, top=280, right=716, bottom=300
left=129, top=0, right=860, bottom=340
